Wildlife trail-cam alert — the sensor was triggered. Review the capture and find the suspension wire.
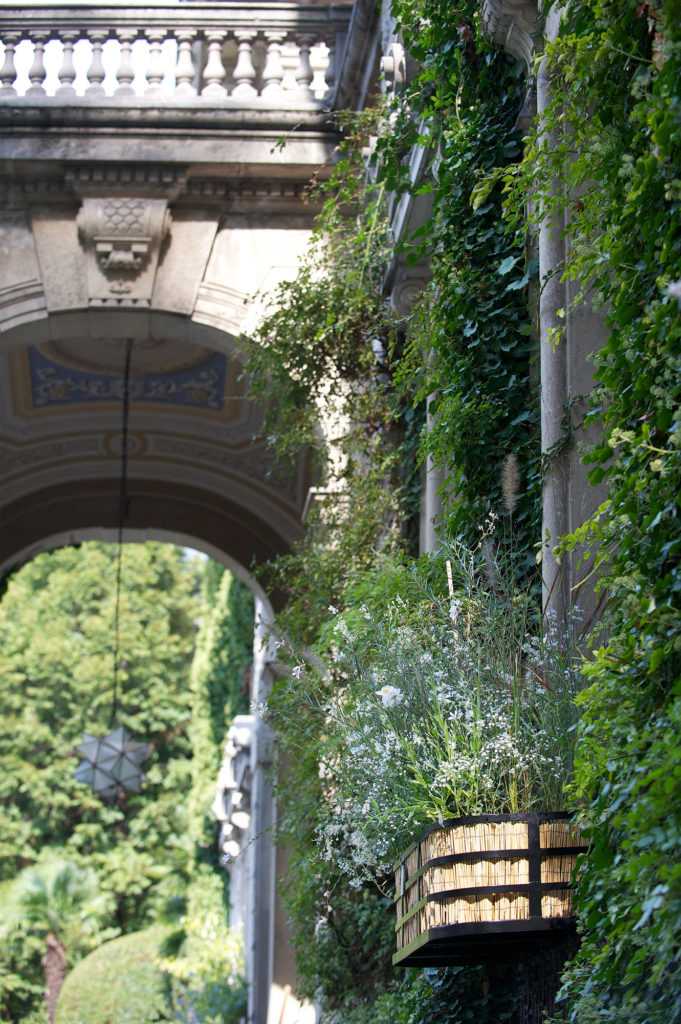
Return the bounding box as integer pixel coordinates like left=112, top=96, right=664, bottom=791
left=110, top=338, right=134, bottom=726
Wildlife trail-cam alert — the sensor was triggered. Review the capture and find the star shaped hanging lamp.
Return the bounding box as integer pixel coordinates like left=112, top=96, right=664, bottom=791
left=73, top=339, right=151, bottom=801
left=75, top=727, right=150, bottom=800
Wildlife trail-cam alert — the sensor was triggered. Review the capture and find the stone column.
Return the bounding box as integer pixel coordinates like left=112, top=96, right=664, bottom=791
left=537, top=9, right=570, bottom=622
left=538, top=5, right=609, bottom=629
left=248, top=598, right=276, bottom=1024
left=420, top=394, right=444, bottom=555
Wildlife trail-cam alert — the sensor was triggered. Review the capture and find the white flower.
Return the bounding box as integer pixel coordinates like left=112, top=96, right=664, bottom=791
left=666, top=279, right=681, bottom=303
left=328, top=605, right=339, bottom=615
left=291, top=664, right=304, bottom=679
left=377, top=684, right=404, bottom=708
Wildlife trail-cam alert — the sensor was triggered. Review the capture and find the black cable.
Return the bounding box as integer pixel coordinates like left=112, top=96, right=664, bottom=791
left=110, top=338, right=134, bottom=726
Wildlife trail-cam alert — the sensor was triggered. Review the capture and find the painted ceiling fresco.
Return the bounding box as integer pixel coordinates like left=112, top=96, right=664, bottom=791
left=28, top=346, right=227, bottom=411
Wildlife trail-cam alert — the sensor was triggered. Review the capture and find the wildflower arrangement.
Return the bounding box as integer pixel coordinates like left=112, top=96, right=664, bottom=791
left=272, top=544, right=582, bottom=887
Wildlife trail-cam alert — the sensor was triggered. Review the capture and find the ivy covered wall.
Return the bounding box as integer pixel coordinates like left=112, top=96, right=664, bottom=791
left=242, top=1, right=680, bottom=1022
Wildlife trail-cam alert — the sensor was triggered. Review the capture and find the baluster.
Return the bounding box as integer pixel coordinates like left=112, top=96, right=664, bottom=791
left=56, top=31, right=78, bottom=96
left=324, top=34, right=337, bottom=99
left=293, top=34, right=315, bottom=101
left=201, top=31, right=227, bottom=98
left=280, top=41, right=298, bottom=92
left=26, top=32, right=48, bottom=96
left=86, top=30, right=107, bottom=95
left=145, top=29, right=166, bottom=95
left=231, top=31, right=257, bottom=98
left=174, top=30, right=196, bottom=97
left=0, top=32, right=20, bottom=96
left=261, top=32, right=285, bottom=98
left=115, top=29, right=137, bottom=96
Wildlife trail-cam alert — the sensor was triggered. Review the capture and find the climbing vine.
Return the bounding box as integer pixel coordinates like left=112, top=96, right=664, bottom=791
left=504, top=2, right=681, bottom=1020
left=387, top=0, right=540, bottom=569
left=244, top=1, right=681, bottom=1021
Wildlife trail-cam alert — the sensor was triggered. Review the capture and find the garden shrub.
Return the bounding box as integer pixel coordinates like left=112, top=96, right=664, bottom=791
left=55, top=927, right=172, bottom=1024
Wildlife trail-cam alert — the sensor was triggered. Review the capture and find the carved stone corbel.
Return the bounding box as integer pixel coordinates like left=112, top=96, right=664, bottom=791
left=70, top=166, right=186, bottom=307
left=481, top=0, right=539, bottom=68
left=380, top=41, right=407, bottom=96
left=390, top=264, right=431, bottom=317
left=76, top=196, right=171, bottom=305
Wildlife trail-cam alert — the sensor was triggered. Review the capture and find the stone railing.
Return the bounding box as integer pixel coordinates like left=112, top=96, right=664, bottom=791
left=0, top=2, right=351, bottom=109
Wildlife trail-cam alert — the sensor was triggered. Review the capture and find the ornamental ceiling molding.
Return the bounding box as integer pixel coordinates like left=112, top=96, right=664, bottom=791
left=480, top=0, right=540, bottom=67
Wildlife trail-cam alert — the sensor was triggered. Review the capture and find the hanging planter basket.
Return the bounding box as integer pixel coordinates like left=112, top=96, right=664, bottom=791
left=393, top=812, right=587, bottom=967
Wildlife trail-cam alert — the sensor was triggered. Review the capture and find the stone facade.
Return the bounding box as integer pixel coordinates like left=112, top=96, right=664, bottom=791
left=0, top=2, right=609, bottom=1020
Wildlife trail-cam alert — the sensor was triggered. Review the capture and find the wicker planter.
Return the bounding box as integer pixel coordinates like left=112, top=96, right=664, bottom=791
left=393, top=812, right=587, bottom=967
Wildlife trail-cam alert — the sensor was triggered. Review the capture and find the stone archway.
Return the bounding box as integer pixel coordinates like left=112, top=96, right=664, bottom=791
left=0, top=303, right=313, bottom=574
left=0, top=123, right=324, bottom=1019
left=0, top=299, right=312, bottom=1024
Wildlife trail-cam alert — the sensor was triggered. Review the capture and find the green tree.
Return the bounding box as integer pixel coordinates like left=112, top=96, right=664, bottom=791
left=5, top=861, right=106, bottom=1024
left=162, top=571, right=253, bottom=1023
left=0, top=542, right=202, bottom=1022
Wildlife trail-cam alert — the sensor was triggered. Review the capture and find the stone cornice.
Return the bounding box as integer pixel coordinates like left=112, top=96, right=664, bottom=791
left=0, top=2, right=352, bottom=35
left=481, top=0, right=539, bottom=67
left=0, top=168, right=321, bottom=213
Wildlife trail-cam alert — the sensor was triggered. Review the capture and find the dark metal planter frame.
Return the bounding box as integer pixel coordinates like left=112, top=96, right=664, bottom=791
left=393, top=812, right=587, bottom=967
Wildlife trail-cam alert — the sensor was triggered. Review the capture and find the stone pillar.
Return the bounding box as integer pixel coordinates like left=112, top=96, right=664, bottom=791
left=420, top=394, right=444, bottom=555
left=537, top=13, right=570, bottom=622
left=563, top=276, right=609, bottom=630
left=537, top=4, right=609, bottom=629
left=248, top=599, right=276, bottom=1024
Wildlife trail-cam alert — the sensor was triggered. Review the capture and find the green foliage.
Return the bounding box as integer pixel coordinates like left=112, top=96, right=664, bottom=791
left=0, top=544, right=253, bottom=1023
left=55, top=927, right=172, bottom=1024
left=388, top=0, right=540, bottom=565
left=162, top=872, right=247, bottom=1024
left=282, top=857, right=395, bottom=1011
left=328, top=964, right=531, bottom=1024
left=4, top=859, right=111, bottom=957
left=272, top=544, right=582, bottom=891
left=188, top=571, right=253, bottom=852
left=244, top=111, right=398, bottom=462
left=242, top=4, right=543, bottom=1018
left=241, top=111, right=417, bottom=644
left=503, top=1, right=681, bottom=1019
left=0, top=543, right=199, bottom=893
left=0, top=543, right=201, bottom=1021
left=162, top=571, right=252, bottom=1023
left=269, top=548, right=582, bottom=1020
left=0, top=918, right=46, bottom=1022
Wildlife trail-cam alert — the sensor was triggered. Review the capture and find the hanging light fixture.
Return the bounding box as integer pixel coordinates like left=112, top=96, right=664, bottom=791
left=74, top=340, right=150, bottom=800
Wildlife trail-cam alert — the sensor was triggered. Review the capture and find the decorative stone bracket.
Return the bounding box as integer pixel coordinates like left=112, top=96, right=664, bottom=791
left=77, top=195, right=172, bottom=305
left=481, top=0, right=540, bottom=68
left=380, top=41, right=407, bottom=95
left=213, top=715, right=254, bottom=863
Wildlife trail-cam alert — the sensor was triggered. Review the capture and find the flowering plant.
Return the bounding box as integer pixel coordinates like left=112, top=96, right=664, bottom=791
left=275, top=544, right=583, bottom=885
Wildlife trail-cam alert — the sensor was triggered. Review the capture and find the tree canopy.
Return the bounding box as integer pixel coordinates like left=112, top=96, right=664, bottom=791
left=0, top=542, right=202, bottom=1021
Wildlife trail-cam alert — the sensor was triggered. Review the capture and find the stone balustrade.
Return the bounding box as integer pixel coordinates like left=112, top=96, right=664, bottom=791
left=0, top=2, right=350, bottom=109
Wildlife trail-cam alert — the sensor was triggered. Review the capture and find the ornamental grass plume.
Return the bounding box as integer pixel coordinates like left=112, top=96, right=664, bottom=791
left=501, top=452, right=520, bottom=515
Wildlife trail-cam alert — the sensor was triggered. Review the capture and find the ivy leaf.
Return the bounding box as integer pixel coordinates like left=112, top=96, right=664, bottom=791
left=509, top=410, right=532, bottom=426
left=505, top=273, right=530, bottom=292
left=497, top=256, right=518, bottom=276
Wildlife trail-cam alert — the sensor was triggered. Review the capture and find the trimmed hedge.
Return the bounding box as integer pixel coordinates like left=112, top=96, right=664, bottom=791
left=56, top=927, right=172, bottom=1024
